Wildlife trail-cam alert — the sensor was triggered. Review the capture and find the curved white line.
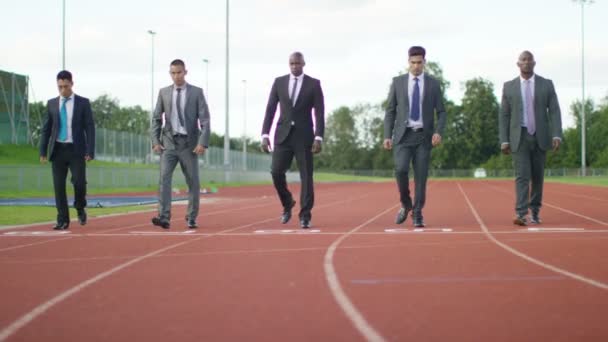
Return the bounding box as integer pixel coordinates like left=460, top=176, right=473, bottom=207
left=324, top=205, right=398, bottom=342
left=457, top=182, right=608, bottom=290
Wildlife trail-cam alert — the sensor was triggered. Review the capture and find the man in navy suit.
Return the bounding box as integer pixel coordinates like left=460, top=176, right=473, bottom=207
left=39, top=70, right=95, bottom=230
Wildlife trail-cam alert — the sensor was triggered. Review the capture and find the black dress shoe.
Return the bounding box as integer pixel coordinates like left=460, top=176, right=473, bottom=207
left=280, top=200, right=296, bottom=224
left=52, top=222, right=69, bottom=230
left=187, top=219, right=198, bottom=229
left=413, top=217, right=425, bottom=228
left=77, top=209, right=87, bottom=226
left=530, top=213, right=542, bottom=224
left=151, top=216, right=170, bottom=229
left=513, top=215, right=527, bottom=226
left=395, top=207, right=410, bottom=225
left=300, top=218, right=311, bottom=229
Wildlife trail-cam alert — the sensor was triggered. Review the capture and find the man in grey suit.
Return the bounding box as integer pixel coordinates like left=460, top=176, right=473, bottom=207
left=261, top=52, right=325, bottom=229
left=150, top=59, right=211, bottom=229
left=499, top=50, right=563, bottom=226
left=384, top=46, right=447, bottom=227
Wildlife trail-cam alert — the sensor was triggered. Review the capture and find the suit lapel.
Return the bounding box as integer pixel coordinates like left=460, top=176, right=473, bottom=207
left=184, top=84, right=193, bottom=117
left=422, top=74, right=431, bottom=112
left=281, top=75, right=291, bottom=106
left=402, top=75, right=409, bottom=109
left=71, top=95, right=79, bottom=126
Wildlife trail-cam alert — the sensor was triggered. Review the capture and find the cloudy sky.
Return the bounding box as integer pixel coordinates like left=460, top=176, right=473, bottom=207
left=2, top=0, right=607, bottom=139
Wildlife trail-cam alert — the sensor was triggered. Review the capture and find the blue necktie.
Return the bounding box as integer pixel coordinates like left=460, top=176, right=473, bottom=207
left=59, top=97, right=69, bottom=141
left=410, top=77, right=420, bottom=121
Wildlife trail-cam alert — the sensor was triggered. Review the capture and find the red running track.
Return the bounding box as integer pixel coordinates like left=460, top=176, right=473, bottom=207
left=0, top=180, right=607, bottom=341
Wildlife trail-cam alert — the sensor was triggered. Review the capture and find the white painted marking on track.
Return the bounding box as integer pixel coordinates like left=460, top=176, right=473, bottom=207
left=3, top=231, right=71, bottom=236
left=458, top=182, right=608, bottom=291
left=324, top=205, right=398, bottom=342
left=254, top=229, right=321, bottom=234
left=522, top=227, right=585, bottom=232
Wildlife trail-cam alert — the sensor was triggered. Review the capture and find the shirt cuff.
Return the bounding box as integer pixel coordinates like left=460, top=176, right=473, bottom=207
left=314, top=136, right=323, bottom=142
left=261, top=134, right=269, bottom=140
left=553, top=137, right=562, bottom=141
left=501, top=142, right=510, bottom=147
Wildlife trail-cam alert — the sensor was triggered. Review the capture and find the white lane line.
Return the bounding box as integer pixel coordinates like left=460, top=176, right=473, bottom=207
left=521, top=228, right=585, bottom=232
left=484, top=183, right=608, bottom=226
left=457, top=182, right=608, bottom=291
left=0, top=215, right=278, bottom=342
left=0, top=192, right=372, bottom=341
left=324, top=204, right=399, bottom=342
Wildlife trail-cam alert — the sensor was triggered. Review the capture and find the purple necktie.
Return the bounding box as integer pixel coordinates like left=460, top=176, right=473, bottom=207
left=525, top=80, right=535, bottom=135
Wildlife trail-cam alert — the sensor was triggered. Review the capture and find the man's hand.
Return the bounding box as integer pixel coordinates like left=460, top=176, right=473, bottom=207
left=552, top=138, right=561, bottom=152
left=153, top=144, right=165, bottom=154
left=383, top=139, right=392, bottom=150
left=312, top=140, right=322, bottom=154
left=40, top=156, right=47, bottom=164
left=501, top=143, right=511, bottom=155
left=261, top=138, right=271, bottom=153
left=193, top=145, right=206, bottom=155
left=432, top=133, right=442, bottom=147
left=84, top=155, right=93, bottom=162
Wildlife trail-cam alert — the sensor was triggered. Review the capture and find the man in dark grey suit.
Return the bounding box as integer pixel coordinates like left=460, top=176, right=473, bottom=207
left=261, top=52, right=325, bottom=229
left=150, top=59, right=211, bottom=229
left=39, top=70, right=95, bottom=230
left=384, top=46, right=447, bottom=227
left=499, top=50, right=563, bottom=226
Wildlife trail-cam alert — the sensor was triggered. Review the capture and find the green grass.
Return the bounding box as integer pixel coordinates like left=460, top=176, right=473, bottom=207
left=546, top=176, right=608, bottom=187
left=314, top=172, right=392, bottom=182
left=0, top=205, right=155, bottom=227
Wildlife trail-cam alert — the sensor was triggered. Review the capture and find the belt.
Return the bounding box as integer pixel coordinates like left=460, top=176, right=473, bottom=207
left=56, top=141, right=73, bottom=146
left=406, top=127, right=424, bottom=133
left=173, top=133, right=188, bottom=138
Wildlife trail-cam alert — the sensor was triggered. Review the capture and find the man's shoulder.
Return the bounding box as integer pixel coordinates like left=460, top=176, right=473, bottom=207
left=187, top=84, right=202, bottom=92
left=303, top=74, right=320, bottom=83
left=74, top=94, right=90, bottom=103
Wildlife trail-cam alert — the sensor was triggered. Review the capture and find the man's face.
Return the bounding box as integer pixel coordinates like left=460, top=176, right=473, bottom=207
left=170, top=65, right=187, bottom=86
left=517, top=52, right=536, bottom=75
left=57, top=79, right=73, bottom=98
left=289, top=55, right=305, bottom=76
left=408, top=55, right=425, bottom=76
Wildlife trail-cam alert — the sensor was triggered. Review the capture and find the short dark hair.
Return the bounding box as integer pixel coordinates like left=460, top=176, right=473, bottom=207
left=170, top=59, right=186, bottom=68
left=56, top=70, right=73, bottom=82
left=408, top=46, right=426, bottom=58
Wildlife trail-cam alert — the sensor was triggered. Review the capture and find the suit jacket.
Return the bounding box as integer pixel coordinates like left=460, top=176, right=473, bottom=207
left=39, top=94, right=95, bottom=161
left=384, top=73, right=447, bottom=146
left=499, top=75, right=562, bottom=152
left=261, top=74, right=325, bottom=145
left=151, top=83, right=211, bottom=150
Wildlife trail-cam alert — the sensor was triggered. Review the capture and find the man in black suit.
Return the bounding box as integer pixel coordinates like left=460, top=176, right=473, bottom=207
left=384, top=46, right=447, bottom=227
left=261, top=52, right=325, bottom=229
left=39, top=70, right=95, bottom=230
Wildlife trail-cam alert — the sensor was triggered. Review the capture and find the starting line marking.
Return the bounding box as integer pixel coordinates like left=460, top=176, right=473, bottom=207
left=129, top=230, right=195, bottom=235
left=520, top=227, right=585, bottom=232
left=384, top=228, right=453, bottom=233
left=254, top=229, right=322, bottom=234
left=3, top=231, right=71, bottom=236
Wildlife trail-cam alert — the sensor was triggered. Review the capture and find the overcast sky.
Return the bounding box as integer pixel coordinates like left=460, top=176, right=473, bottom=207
left=2, top=0, right=607, bottom=139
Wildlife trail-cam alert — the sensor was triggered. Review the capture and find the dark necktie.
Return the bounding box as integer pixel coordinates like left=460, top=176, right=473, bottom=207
left=290, top=77, right=298, bottom=106
left=176, top=88, right=185, bottom=128
left=411, top=77, right=420, bottom=121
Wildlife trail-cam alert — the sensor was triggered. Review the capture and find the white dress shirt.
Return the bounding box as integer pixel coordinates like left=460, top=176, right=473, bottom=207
left=407, top=72, right=424, bottom=129
left=56, top=93, right=75, bottom=143
left=171, top=84, right=188, bottom=135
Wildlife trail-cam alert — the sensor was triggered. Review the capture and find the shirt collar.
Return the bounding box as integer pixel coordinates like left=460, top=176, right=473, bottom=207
left=290, top=73, right=304, bottom=80
left=61, top=94, right=74, bottom=101
left=409, top=72, right=424, bottom=82
left=520, top=74, right=535, bottom=83
left=174, top=83, right=188, bottom=91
